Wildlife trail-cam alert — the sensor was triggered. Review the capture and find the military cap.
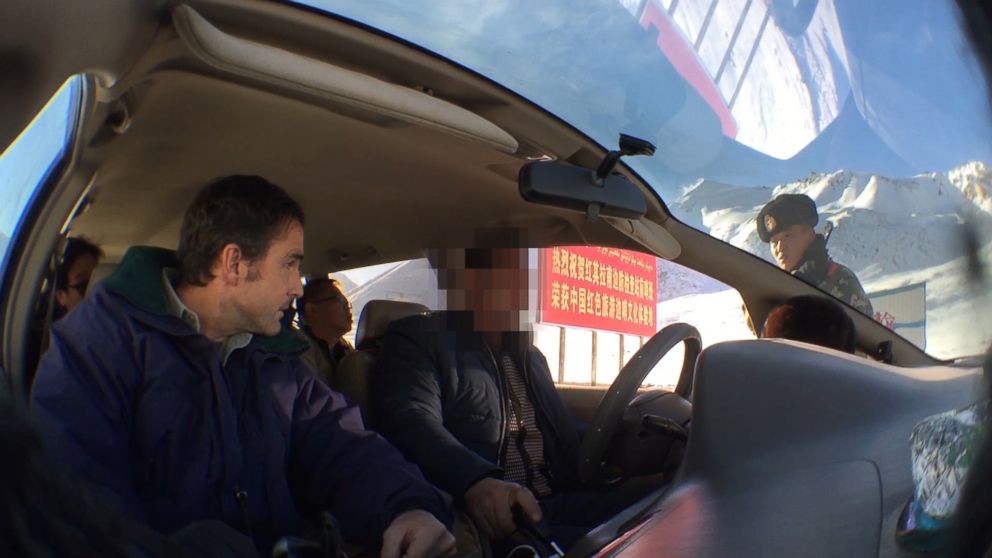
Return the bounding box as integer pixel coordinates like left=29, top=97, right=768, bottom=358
left=756, top=194, right=818, bottom=242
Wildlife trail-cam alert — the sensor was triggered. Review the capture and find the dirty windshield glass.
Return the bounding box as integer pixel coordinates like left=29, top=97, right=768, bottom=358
left=299, top=0, right=991, bottom=359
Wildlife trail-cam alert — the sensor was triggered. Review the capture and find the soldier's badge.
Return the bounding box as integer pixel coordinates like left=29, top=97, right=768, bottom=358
left=764, top=215, right=777, bottom=233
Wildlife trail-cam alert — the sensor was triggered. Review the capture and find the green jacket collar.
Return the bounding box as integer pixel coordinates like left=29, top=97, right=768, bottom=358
left=102, top=246, right=308, bottom=354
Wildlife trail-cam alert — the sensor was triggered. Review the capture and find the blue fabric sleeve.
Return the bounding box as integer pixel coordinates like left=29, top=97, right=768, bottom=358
left=288, top=368, right=452, bottom=545
left=30, top=295, right=145, bottom=520
left=372, top=325, right=502, bottom=499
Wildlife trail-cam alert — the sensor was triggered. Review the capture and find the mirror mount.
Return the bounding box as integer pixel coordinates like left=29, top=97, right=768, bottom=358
left=519, top=133, right=653, bottom=221
left=591, top=134, right=657, bottom=186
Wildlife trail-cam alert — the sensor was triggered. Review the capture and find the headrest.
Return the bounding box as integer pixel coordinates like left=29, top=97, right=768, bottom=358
left=355, top=299, right=430, bottom=349
left=85, top=262, right=119, bottom=298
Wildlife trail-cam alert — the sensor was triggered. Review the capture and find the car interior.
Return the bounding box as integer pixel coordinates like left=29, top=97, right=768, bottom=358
left=0, top=1, right=985, bottom=557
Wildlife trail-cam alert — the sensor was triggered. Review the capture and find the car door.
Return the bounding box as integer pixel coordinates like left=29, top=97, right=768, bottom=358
left=0, top=1, right=164, bottom=395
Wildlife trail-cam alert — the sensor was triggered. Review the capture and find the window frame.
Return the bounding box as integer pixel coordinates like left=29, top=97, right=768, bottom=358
left=0, top=75, right=86, bottom=395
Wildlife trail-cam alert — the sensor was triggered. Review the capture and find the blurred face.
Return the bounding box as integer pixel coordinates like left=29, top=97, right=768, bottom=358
left=55, top=253, right=99, bottom=313
left=303, top=282, right=353, bottom=339
left=460, top=248, right=531, bottom=331
left=229, top=220, right=305, bottom=336
left=770, top=224, right=815, bottom=272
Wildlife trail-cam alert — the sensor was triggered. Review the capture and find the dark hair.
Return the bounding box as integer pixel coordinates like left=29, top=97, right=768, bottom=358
left=760, top=295, right=856, bottom=353
left=177, top=175, right=304, bottom=286
left=55, top=237, right=103, bottom=290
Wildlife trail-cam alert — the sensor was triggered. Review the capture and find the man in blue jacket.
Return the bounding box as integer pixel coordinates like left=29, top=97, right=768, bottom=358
left=31, top=175, right=455, bottom=557
left=374, top=245, right=649, bottom=549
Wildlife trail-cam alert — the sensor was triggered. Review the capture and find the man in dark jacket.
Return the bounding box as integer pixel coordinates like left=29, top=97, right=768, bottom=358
left=374, top=246, right=650, bottom=548
left=757, top=194, right=873, bottom=315
left=31, top=176, right=454, bottom=558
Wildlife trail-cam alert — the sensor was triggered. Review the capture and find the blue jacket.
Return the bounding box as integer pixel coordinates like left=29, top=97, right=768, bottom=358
left=373, top=312, right=583, bottom=500
left=31, top=247, right=450, bottom=552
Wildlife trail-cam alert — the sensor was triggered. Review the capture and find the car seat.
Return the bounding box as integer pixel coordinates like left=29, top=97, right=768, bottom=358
left=334, top=299, right=429, bottom=426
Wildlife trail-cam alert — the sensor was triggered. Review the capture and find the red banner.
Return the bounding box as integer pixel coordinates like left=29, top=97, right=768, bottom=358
left=539, top=246, right=658, bottom=337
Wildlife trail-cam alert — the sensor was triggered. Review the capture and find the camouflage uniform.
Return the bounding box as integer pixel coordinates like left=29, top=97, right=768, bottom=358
left=794, top=235, right=873, bottom=316
left=814, top=262, right=873, bottom=316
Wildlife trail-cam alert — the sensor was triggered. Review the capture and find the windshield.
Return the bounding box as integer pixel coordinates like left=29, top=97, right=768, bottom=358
left=296, top=0, right=992, bottom=359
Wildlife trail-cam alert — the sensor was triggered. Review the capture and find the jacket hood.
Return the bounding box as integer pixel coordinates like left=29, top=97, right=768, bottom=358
left=102, top=246, right=308, bottom=354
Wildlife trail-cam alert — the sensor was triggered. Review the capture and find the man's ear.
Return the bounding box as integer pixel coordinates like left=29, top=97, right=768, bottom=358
left=218, top=243, right=245, bottom=286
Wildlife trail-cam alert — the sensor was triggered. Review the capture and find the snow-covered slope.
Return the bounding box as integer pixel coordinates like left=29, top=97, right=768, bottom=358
left=666, top=162, right=992, bottom=359
left=657, top=258, right=729, bottom=300
left=949, top=161, right=992, bottom=213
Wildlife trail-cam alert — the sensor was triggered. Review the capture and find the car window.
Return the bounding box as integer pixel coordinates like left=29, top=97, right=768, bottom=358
left=296, top=0, right=991, bottom=359
left=333, top=247, right=753, bottom=389
left=533, top=248, right=752, bottom=389
left=330, top=259, right=438, bottom=346
left=0, top=77, right=81, bottom=277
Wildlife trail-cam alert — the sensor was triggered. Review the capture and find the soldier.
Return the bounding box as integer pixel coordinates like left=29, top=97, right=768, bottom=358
left=757, top=194, right=873, bottom=315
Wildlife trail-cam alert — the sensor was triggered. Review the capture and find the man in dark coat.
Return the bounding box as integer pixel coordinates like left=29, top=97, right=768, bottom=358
left=374, top=246, right=652, bottom=549
left=757, top=193, right=873, bottom=315
left=31, top=175, right=454, bottom=558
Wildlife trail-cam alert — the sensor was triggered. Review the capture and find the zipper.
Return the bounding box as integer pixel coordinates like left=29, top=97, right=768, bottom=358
left=486, top=344, right=510, bottom=469
left=234, top=485, right=254, bottom=539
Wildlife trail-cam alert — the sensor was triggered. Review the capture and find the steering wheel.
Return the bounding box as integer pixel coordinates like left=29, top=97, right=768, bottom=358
left=577, top=323, right=701, bottom=485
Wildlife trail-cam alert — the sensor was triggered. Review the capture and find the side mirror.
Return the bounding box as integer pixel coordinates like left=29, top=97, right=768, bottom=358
left=518, top=134, right=653, bottom=220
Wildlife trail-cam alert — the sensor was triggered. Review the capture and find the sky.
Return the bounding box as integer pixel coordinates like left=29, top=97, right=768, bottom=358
left=0, top=77, right=79, bottom=262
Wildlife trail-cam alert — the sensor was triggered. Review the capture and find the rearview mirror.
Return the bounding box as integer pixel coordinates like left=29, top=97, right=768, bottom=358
left=518, top=160, right=647, bottom=219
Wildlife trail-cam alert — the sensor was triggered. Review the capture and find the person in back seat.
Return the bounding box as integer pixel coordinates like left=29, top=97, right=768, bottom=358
left=298, top=277, right=354, bottom=386
left=31, top=175, right=455, bottom=558
left=54, top=236, right=103, bottom=319
left=374, top=243, right=656, bottom=551
left=760, top=294, right=857, bottom=353
left=24, top=237, right=105, bottom=390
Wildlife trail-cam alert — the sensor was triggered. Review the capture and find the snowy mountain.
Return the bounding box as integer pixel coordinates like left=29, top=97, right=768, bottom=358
left=949, top=161, right=992, bottom=213
left=667, top=162, right=992, bottom=359
left=657, top=258, right=729, bottom=300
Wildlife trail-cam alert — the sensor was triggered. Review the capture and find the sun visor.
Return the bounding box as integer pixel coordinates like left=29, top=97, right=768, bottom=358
left=604, top=215, right=682, bottom=260
left=172, top=4, right=518, bottom=154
